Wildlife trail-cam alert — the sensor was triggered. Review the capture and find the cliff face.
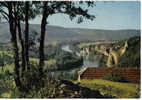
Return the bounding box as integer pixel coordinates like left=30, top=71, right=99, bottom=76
left=81, top=41, right=128, bottom=67
left=106, top=41, right=128, bottom=67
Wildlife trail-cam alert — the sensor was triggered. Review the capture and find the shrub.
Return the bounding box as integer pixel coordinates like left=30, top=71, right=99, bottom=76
left=19, top=63, right=58, bottom=98
left=21, top=64, right=45, bottom=91
left=102, top=72, right=128, bottom=82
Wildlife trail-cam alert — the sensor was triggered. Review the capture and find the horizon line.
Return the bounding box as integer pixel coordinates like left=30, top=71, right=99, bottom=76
left=0, top=22, right=140, bottom=30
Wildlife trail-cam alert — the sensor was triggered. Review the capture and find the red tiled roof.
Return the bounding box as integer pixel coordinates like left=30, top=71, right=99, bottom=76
left=81, top=67, right=140, bottom=83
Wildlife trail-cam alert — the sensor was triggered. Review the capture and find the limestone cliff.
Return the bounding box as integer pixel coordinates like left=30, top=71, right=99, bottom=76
left=106, top=41, right=128, bottom=67
left=80, top=41, right=128, bottom=67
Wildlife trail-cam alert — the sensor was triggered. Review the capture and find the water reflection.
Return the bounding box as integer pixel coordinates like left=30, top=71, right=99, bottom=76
left=50, top=45, right=99, bottom=80
left=61, top=45, right=99, bottom=68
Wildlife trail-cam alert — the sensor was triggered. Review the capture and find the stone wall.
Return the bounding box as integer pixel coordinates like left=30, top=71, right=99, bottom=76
left=81, top=67, right=140, bottom=83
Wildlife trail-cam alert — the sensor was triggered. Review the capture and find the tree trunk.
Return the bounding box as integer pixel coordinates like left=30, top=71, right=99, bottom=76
left=25, top=2, right=29, bottom=70
left=8, top=3, right=22, bottom=91
left=39, top=2, right=48, bottom=74
left=17, top=20, right=26, bottom=72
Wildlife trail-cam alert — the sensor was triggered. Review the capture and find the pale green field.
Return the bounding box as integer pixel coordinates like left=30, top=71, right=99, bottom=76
left=29, top=58, right=56, bottom=65
left=0, top=58, right=56, bottom=73
left=0, top=51, right=13, bottom=57
left=79, top=79, right=140, bottom=98
left=0, top=64, right=14, bottom=73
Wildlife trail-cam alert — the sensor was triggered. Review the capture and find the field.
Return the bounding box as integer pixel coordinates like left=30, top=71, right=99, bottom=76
left=79, top=79, right=140, bottom=98
left=0, top=64, right=14, bottom=73
left=0, top=58, right=56, bottom=72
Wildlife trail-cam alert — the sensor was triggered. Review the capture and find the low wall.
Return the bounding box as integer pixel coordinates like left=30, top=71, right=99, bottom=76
left=81, top=67, right=140, bottom=83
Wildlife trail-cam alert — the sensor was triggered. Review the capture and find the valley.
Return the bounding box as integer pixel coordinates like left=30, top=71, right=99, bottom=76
left=0, top=1, right=140, bottom=98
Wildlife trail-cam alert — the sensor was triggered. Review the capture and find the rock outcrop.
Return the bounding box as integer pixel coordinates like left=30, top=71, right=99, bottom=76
left=106, top=41, right=128, bottom=67
left=78, top=67, right=88, bottom=82
left=82, top=41, right=128, bottom=67
left=55, top=80, right=105, bottom=98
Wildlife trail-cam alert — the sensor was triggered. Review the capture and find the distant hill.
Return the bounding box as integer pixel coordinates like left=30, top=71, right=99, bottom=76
left=0, top=22, right=140, bottom=43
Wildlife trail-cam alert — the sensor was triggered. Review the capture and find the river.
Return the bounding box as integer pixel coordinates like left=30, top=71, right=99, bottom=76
left=51, top=45, right=99, bottom=80
left=61, top=45, right=99, bottom=68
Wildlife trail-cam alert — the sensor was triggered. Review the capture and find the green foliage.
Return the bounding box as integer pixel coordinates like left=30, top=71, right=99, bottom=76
left=44, top=45, right=61, bottom=60
left=0, top=66, right=56, bottom=98
left=55, top=51, right=83, bottom=70
left=117, top=36, right=140, bottom=67
left=102, top=72, right=128, bottom=82
left=0, top=73, right=16, bottom=98
left=21, top=64, right=44, bottom=90
left=53, top=68, right=80, bottom=81
left=20, top=78, right=57, bottom=98
left=41, top=45, right=83, bottom=71
left=0, top=52, right=13, bottom=70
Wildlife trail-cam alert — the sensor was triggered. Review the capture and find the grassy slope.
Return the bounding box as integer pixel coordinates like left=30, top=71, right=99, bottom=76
left=79, top=79, right=140, bottom=98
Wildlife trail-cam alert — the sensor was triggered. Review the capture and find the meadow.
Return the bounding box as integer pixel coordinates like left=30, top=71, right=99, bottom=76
left=79, top=79, right=140, bottom=98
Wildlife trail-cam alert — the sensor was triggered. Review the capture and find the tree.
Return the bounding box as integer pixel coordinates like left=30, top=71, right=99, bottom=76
left=39, top=2, right=48, bottom=74
left=14, top=2, right=26, bottom=72
left=0, top=1, right=96, bottom=91
left=25, top=1, right=30, bottom=70
left=0, top=1, right=40, bottom=91
left=38, top=1, right=95, bottom=74
left=7, top=2, right=23, bottom=91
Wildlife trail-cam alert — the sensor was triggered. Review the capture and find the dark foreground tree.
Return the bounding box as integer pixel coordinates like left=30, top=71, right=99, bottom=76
left=0, top=1, right=96, bottom=91
left=0, top=2, right=40, bottom=91
left=7, top=2, right=23, bottom=91
left=25, top=1, right=30, bottom=70
left=14, top=2, right=26, bottom=73
left=39, top=2, right=48, bottom=74
left=39, top=1, right=95, bottom=74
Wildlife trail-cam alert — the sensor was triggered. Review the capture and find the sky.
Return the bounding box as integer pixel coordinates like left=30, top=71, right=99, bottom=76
left=30, top=1, right=140, bottom=30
